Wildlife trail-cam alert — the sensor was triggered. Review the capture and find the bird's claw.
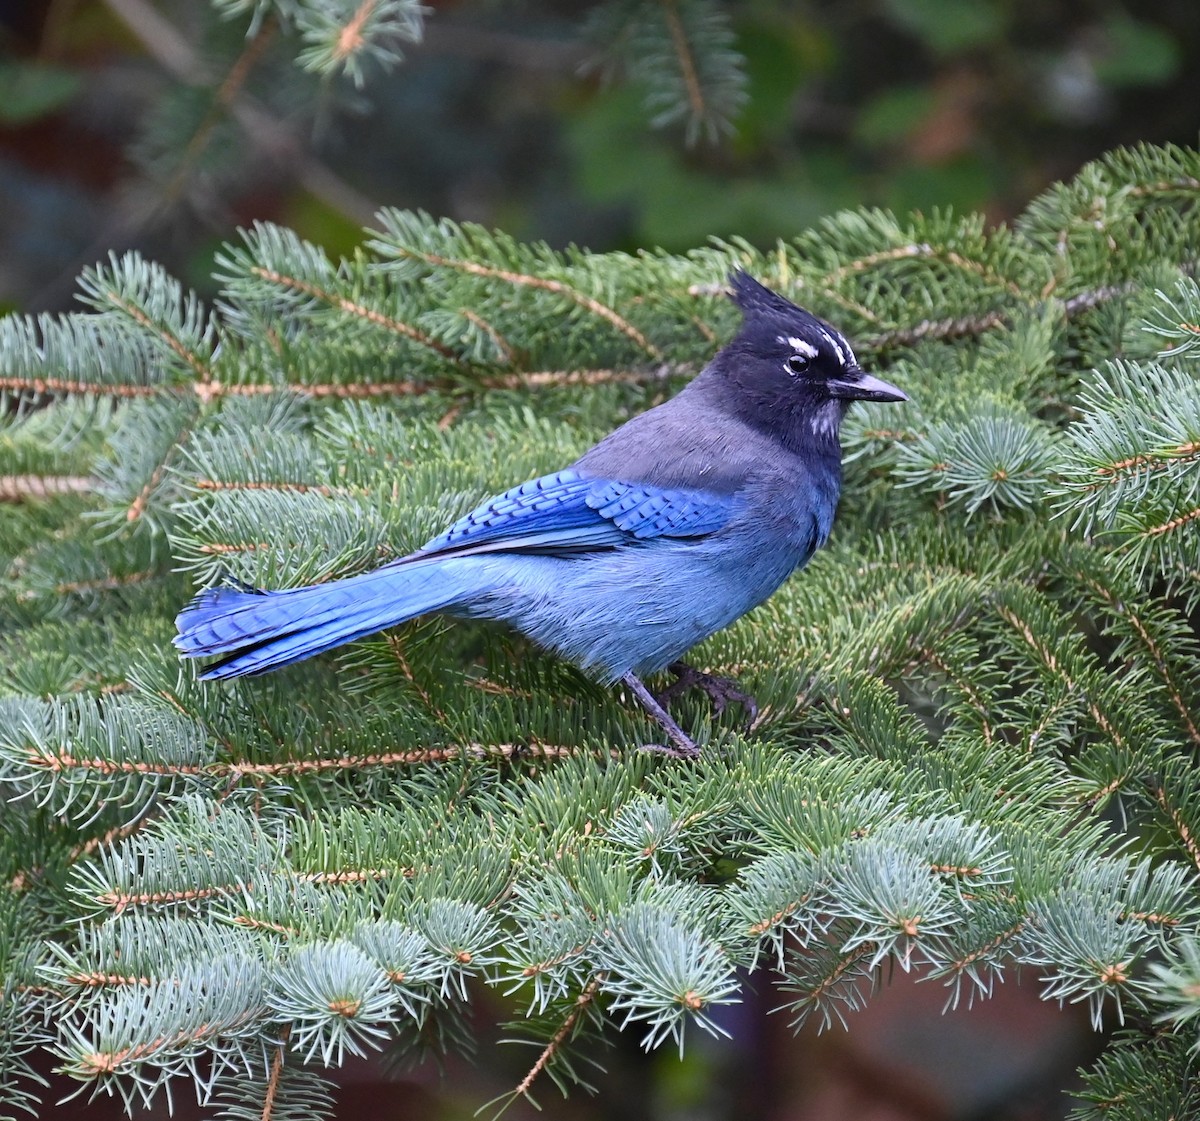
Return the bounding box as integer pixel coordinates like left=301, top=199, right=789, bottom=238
left=639, top=740, right=701, bottom=760
left=660, top=661, right=759, bottom=727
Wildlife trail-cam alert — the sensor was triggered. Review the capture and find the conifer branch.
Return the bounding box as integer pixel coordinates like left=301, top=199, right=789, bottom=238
left=262, top=1027, right=290, bottom=1121
left=944, top=921, right=1026, bottom=977
left=787, top=942, right=878, bottom=1021
left=496, top=366, right=682, bottom=388
left=929, top=862, right=984, bottom=878
left=99, top=884, right=240, bottom=914
left=865, top=271, right=1188, bottom=351
left=460, top=308, right=516, bottom=364
left=125, top=424, right=195, bottom=523
left=70, top=1004, right=260, bottom=1078
left=162, top=18, right=279, bottom=208
left=1120, top=910, right=1180, bottom=927
left=0, top=474, right=94, bottom=501
left=233, top=916, right=297, bottom=938
left=919, top=648, right=995, bottom=743
left=65, top=972, right=152, bottom=990
left=1061, top=282, right=1138, bottom=316
left=1143, top=506, right=1200, bottom=538
left=746, top=899, right=807, bottom=937
left=68, top=819, right=158, bottom=867
left=295, top=869, right=398, bottom=885
left=196, top=541, right=269, bottom=554
left=804, top=287, right=882, bottom=325
left=194, top=479, right=364, bottom=496
left=1068, top=567, right=1200, bottom=745
left=247, top=266, right=459, bottom=361
left=30, top=569, right=161, bottom=599
left=1128, top=176, right=1200, bottom=197
left=334, top=1, right=378, bottom=65
left=102, top=0, right=378, bottom=224
left=825, top=243, right=1025, bottom=296
left=1079, top=442, right=1200, bottom=490
left=1151, top=786, right=1200, bottom=876
left=385, top=636, right=449, bottom=723
left=864, top=310, right=1008, bottom=350
left=4, top=140, right=1200, bottom=1116
left=101, top=291, right=213, bottom=384
left=994, top=604, right=1127, bottom=749
left=660, top=1, right=705, bottom=125
left=1084, top=775, right=1125, bottom=807
left=0, top=375, right=158, bottom=398
left=24, top=743, right=602, bottom=779
left=385, top=248, right=662, bottom=359
left=514, top=976, right=604, bottom=1099
left=197, top=365, right=680, bottom=399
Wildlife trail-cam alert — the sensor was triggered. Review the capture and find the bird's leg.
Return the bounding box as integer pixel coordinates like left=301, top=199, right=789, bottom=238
left=659, top=661, right=759, bottom=727
left=621, top=672, right=701, bottom=759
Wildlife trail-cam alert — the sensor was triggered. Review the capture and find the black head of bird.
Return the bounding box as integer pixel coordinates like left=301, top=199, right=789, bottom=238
left=715, top=271, right=907, bottom=448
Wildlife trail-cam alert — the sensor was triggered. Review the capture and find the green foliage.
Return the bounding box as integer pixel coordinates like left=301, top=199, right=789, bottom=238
left=209, top=0, right=746, bottom=143
left=1, top=142, right=1199, bottom=1116
left=212, top=0, right=426, bottom=83
left=582, top=0, right=748, bottom=145
left=0, top=61, right=82, bottom=125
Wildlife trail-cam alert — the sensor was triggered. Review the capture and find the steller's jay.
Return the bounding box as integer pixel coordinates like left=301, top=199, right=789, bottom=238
left=175, top=272, right=907, bottom=756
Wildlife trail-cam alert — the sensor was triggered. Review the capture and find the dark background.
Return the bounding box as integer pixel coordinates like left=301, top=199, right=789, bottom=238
left=1, top=1, right=1196, bottom=1117
left=3, top=1, right=1198, bottom=314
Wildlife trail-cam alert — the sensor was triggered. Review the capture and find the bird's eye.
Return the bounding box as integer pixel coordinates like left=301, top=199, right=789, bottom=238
left=785, top=354, right=810, bottom=376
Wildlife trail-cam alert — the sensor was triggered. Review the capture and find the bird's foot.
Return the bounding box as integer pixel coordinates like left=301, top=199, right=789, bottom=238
left=659, top=661, right=759, bottom=727
left=621, top=672, right=701, bottom=759
left=639, top=741, right=702, bottom=760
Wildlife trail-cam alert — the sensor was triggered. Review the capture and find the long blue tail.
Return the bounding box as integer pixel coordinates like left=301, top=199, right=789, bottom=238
left=174, top=559, right=470, bottom=679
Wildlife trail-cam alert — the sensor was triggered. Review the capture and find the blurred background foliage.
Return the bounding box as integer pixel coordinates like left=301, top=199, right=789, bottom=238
left=0, top=0, right=1197, bottom=315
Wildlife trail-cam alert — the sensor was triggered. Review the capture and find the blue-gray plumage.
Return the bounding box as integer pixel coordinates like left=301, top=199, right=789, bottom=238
left=175, top=272, right=907, bottom=756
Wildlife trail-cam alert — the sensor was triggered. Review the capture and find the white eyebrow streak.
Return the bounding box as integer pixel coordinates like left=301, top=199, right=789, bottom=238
left=818, top=327, right=856, bottom=367
left=780, top=335, right=819, bottom=358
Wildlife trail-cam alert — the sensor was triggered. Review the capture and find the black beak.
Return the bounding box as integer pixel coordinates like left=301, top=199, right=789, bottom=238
left=827, top=367, right=908, bottom=403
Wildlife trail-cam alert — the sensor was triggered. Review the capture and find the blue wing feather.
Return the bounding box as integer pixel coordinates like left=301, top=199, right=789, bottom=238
left=416, top=469, right=735, bottom=559
left=588, top=481, right=732, bottom=538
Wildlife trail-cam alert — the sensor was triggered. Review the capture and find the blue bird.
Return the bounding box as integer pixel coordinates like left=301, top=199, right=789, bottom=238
left=175, top=272, right=907, bottom=756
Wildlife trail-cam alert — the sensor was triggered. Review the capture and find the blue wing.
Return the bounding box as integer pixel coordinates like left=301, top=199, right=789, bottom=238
left=585, top=480, right=733, bottom=538
left=416, top=468, right=736, bottom=559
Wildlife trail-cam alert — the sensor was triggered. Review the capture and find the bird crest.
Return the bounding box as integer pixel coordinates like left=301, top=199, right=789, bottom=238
left=727, top=270, right=856, bottom=370
left=728, top=270, right=806, bottom=320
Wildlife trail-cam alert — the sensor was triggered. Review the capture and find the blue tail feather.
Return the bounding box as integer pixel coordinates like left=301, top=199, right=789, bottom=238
left=174, top=559, right=470, bottom=679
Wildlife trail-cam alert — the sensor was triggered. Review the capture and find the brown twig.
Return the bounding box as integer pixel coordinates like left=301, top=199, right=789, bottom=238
left=994, top=603, right=1126, bottom=750
left=262, top=1027, right=291, bottom=1121
left=334, top=0, right=377, bottom=62
left=0, top=356, right=683, bottom=406
left=25, top=741, right=611, bottom=779
left=944, top=920, right=1026, bottom=977
left=101, top=0, right=378, bottom=226
left=1145, top=505, right=1200, bottom=538
left=514, top=976, right=604, bottom=1099
left=1069, top=566, right=1200, bottom=745
left=161, top=18, right=280, bottom=211
left=0, top=475, right=94, bottom=502
left=389, top=248, right=662, bottom=359
left=249, top=266, right=459, bottom=361
left=660, top=0, right=705, bottom=124
left=825, top=243, right=1023, bottom=297
left=100, top=288, right=212, bottom=381
left=1151, top=784, right=1200, bottom=876
left=126, top=409, right=200, bottom=522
